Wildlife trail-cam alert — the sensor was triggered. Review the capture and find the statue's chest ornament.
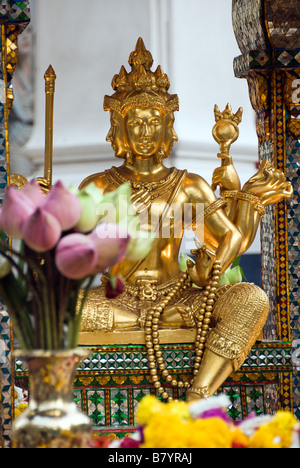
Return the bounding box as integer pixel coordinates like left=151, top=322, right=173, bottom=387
left=106, top=167, right=181, bottom=211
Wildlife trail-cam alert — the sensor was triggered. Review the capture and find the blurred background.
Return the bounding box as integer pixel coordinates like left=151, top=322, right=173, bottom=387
left=9, top=0, right=262, bottom=283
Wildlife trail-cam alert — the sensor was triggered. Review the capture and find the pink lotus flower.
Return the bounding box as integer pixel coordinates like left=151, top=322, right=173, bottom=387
left=43, top=181, right=82, bottom=231
left=55, top=233, right=98, bottom=279
left=0, top=186, right=35, bottom=238
left=22, top=208, right=62, bottom=252
left=89, top=223, right=130, bottom=273
left=20, top=179, right=45, bottom=208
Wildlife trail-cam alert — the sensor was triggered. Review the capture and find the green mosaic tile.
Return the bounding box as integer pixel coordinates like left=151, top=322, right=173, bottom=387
left=0, top=1, right=30, bottom=22
left=110, top=389, right=129, bottom=427
left=87, top=389, right=106, bottom=427
left=13, top=341, right=293, bottom=435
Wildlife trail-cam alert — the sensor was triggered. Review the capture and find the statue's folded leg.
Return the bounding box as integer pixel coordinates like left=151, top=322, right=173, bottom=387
left=80, top=286, right=140, bottom=332
left=186, top=282, right=270, bottom=401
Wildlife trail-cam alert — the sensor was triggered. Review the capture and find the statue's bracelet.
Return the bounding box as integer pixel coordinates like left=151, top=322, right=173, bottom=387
left=222, top=190, right=266, bottom=217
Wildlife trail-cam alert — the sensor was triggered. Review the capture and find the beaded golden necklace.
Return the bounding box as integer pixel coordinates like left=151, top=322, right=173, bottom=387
left=144, top=261, right=222, bottom=402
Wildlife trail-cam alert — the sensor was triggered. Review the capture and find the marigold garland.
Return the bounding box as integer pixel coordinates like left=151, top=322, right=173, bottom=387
left=97, top=395, right=300, bottom=449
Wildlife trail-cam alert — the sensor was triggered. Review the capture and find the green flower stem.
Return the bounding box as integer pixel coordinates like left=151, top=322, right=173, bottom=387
left=0, top=240, right=45, bottom=281
left=0, top=274, right=34, bottom=349
left=0, top=248, right=43, bottom=305
left=41, top=280, right=53, bottom=349
left=26, top=267, right=46, bottom=349
left=71, top=276, right=94, bottom=349
left=67, top=318, right=75, bottom=351
left=43, top=251, right=58, bottom=349
left=16, top=246, right=52, bottom=350
left=57, top=275, right=71, bottom=348
left=0, top=245, right=48, bottom=347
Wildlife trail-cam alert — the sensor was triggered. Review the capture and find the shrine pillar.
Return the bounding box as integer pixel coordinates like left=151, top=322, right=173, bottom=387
left=232, top=0, right=300, bottom=416
left=0, top=0, right=30, bottom=448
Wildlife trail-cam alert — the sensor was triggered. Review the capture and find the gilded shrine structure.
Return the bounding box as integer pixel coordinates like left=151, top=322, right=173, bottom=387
left=232, top=0, right=300, bottom=418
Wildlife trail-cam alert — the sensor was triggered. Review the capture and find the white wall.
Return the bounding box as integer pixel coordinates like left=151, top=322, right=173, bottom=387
left=170, top=0, right=258, bottom=184
left=21, top=0, right=260, bottom=252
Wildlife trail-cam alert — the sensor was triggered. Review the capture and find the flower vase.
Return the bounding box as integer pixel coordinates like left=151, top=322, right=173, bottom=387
left=12, top=349, right=93, bottom=448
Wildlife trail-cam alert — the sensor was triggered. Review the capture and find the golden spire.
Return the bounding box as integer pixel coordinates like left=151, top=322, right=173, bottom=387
left=128, top=37, right=153, bottom=71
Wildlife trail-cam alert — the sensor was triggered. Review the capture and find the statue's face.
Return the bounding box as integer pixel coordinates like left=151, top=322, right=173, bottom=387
left=125, top=107, right=164, bottom=158
left=163, top=112, right=178, bottom=157
left=106, top=111, right=127, bottom=158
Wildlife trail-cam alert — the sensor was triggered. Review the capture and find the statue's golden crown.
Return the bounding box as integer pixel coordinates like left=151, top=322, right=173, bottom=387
left=104, top=38, right=179, bottom=116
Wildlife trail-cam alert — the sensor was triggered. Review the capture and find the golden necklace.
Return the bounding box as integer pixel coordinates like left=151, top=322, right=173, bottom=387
left=144, top=261, right=222, bottom=402
left=106, top=166, right=179, bottom=200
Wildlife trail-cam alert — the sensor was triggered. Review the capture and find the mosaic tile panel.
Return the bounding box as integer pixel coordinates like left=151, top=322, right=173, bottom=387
left=0, top=309, right=12, bottom=448
left=233, top=51, right=272, bottom=77
left=275, top=49, right=300, bottom=68
left=0, top=1, right=30, bottom=24
left=14, top=342, right=293, bottom=437
left=285, top=71, right=300, bottom=419
left=232, top=0, right=267, bottom=55
left=0, top=43, right=7, bottom=202
left=0, top=1, right=30, bottom=447
left=0, top=22, right=10, bottom=448
left=265, top=0, right=300, bottom=49
left=233, top=0, right=300, bottom=54
left=87, top=389, right=107, bottom=427
left=233, top=0, right=300, bottom=419
left=274, top=71, right=291, bottom=343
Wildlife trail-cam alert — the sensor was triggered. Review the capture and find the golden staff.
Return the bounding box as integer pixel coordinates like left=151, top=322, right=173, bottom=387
left=10, top=65, right=56, bottom=191
left=36, top=65, right=56, bottom=193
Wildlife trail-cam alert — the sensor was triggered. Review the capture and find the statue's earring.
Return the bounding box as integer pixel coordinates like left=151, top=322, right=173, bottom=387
left=154, top=146, right=166, bottom=165
left=126, top=150, right=135, bottom=165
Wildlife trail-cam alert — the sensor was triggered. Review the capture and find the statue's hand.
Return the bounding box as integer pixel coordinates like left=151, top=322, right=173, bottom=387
left=212, top=154, right=241, bottom=192
left=187, top=245, right=216, bottom=287
left=243, top=160, right=293, bottom=206
left=159, top=304, right=195, bottom=328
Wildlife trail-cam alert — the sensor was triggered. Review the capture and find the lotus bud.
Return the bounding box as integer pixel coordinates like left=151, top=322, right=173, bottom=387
left=89, top=222, right=130, bottom=273
left=68, top=183, right=102, bottom=232
left=96, top=183, right=132, bottom=225
left=20, top=179, right=45, bottom=207
left=74, top=191, right=99, bottom=233
left=22, top=208, right=62, bottom=252
left=225, top=265, right=243, bottom=284
left=0, top=186, right=35, bottom=238
left=218, top=270, right=231, bottom=287
left=218, top=265, right=243, bottom=286
left=43, top=181, right=82, bottom=231
left=81, top=183, right=104, bottom=205
left=55, top=233, right=98, bottom=280
left=78, top=184, right=105, bottom=232
left=124, top=223, right=155, bottom=262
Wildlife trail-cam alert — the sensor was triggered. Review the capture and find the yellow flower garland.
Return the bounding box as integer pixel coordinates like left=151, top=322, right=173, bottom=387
left=135, top=395, right=299, bottom=449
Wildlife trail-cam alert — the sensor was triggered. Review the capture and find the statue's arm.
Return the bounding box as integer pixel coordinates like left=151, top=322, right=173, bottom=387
left=78, top=172, right=112, bottom=192
left=212, top=153, right=241, bottom=221
left=223, top=160, right=293, bottom=255
left=184, top=173, right=243, bottom=287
